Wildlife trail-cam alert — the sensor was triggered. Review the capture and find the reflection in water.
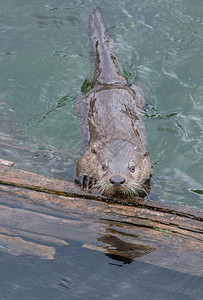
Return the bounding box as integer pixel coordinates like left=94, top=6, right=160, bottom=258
left=99, top=235, right=156, bottom=265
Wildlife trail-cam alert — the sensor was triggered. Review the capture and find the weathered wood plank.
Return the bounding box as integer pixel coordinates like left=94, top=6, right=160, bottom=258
left=0, top=159, right=202, bottom=220
left=1, top=184, right=202, bottom=239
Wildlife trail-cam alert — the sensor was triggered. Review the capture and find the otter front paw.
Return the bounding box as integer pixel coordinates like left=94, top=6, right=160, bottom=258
left=75, top=175, right=96, bottom=190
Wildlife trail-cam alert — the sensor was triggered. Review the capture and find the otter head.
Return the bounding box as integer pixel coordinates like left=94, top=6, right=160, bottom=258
left=76, top=139, right=152, bottom=197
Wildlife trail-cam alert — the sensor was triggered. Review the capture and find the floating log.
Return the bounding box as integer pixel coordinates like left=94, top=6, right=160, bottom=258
left=0, top=159, right=202, bottom=276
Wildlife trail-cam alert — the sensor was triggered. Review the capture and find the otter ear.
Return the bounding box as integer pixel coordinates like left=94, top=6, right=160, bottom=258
left=143, top=151, right=149, bottom=157
left=91, top=146, right=97, bottom=154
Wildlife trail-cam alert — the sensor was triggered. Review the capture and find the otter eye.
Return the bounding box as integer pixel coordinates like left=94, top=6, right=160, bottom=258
left=102, top=164, right=107, bottom=171
left=130, top=166, right=135, bottom=172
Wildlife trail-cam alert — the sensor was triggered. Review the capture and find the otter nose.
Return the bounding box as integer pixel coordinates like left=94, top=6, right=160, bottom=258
left=110, top=175, right=125, bottom=186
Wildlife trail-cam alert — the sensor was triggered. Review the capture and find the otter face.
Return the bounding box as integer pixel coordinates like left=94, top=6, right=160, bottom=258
left=76, top=140, right=152, bottom=197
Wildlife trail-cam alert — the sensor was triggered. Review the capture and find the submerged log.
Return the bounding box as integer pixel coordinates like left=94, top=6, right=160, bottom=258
left=0, top=159, right=203, bottom=276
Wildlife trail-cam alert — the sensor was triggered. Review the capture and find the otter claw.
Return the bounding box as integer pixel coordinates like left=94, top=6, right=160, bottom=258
left=84, top=175, right=90, bottom=189
left=75, top=175, right=94, bottom=190
left=75, top=175, right=87, bottom=188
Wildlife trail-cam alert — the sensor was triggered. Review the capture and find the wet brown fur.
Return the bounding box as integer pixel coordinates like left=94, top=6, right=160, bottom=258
left=75, top=9, right=152, bottom=197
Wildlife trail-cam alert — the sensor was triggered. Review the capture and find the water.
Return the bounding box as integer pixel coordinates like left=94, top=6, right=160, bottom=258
left=1, top=243, right=203, bottom=300
left=0, top=0, right=203, bottom=299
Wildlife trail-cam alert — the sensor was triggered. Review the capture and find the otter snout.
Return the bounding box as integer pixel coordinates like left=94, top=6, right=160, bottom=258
left=110, top=175, right=125, bottom=186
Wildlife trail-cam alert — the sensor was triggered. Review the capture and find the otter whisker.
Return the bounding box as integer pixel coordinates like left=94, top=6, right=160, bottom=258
left=101, top=184, right=110, bottom=195
left=95, top=185, right=103, bottom=193
left=87, top=181, right=106, bottom=195
left=93, top=181, right=110, bottom=195
left=138, top=184, right=148, bottom=194
left=126, top=184, right=140, bottom=197
left=91, top=182, right=101, bottom=189
left=124, top=185, right=134, bottom=197
left=130, top=182, right=149, bottom=197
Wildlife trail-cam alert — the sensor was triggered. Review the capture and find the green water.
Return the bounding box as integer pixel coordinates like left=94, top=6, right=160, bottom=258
left=0, top=0, right=203, bottom=208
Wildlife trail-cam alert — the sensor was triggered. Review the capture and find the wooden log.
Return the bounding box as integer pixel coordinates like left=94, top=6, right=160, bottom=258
left=0, top=158, right=203, bottom=276
left=0, top=159, right=202, bottom=220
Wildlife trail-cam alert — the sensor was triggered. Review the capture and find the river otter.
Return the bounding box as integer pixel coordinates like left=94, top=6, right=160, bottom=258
left=75, top=8, right=152, bottom=197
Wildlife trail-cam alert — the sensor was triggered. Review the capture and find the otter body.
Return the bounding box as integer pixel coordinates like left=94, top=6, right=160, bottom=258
left=75, top=9, right=152, bottom=197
